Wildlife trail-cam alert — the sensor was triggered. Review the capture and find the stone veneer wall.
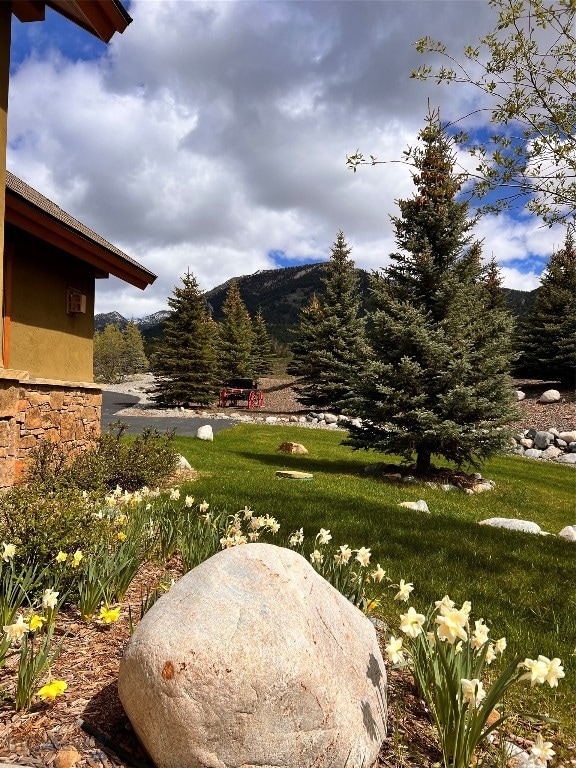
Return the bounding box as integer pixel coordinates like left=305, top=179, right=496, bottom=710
left=0, top=371, right=101, bottom=488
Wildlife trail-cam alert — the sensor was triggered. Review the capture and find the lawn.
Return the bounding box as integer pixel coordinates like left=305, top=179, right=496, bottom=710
left=172, top=423, right=576, bottom=747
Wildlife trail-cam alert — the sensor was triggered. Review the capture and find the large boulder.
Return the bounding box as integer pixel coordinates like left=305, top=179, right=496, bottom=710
left=538, top=389, right=561, bottom=404
left=119, top=544, right=387, bottom=768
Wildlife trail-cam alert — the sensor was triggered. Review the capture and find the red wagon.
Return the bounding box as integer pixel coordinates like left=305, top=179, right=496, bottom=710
left=218, top=378, right=264, bottom=409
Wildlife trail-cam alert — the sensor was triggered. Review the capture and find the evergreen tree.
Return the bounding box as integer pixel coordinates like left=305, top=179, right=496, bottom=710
left=346, top=112, right=517, bottom=474
left=152, top=271, right=219, bottom=406
left=251, top=309, right=275, bottom=378
left=218, top=281, right=254, bottom=381
left=517, top=229, right=576, bottom=384
left=121, top=320, right=148, bottom=379
left=93, top=324, right=126, bottom=383
left=288, top=231, right=370, bottom=411
left=483, top=255, right=507, bottom=311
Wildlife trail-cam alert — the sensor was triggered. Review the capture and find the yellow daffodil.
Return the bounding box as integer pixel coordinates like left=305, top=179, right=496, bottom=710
left=99, top=605, right=121, bottom=624
left=72, top=550, right=83, bottom=568
left=316, top=528, right=332, bottom=545
left=366, top=598, right=380, bottom=613
left=385, top=635, right=405, bottom=664
left=55, top=551, right=67, bottom=563
left=531, top=733, right=555, bottom=763
left=116, top=514, right=127, bottom=526
left=42, top=588, right=59, bottom=610
left=461, top=678, right=486, bottom=706
left=29, top=614, right=46, bottom=632
left=37, top=680, right=67, bottom=701
left=394, top=579, right=414, bottom=602
left=400, top=607, right=426, bottom=638
left=117, top=532, right=127, bottom=542
left=2, top=542, right=16, bottom=561
left=3, top=614, right=29, bottom=643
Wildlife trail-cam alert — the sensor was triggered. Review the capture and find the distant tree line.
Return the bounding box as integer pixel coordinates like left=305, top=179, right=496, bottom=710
left=93, top=320, right=148, bottom=384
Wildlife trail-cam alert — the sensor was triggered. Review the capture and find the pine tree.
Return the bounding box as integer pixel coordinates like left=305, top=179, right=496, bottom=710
left=517, top=229, right=576, bottom=385
left=121, top=320, right=148, bottom=379
left=346, top=112, right=517, bottom=474
left=93, top=324, right=126, bottom=383
left=152, top=271, right=219, bottom=406
left=288, top=231, right=370, bottom=411
left=483, top=255, right=507, bottom=311
left=218, top=281, right=254, bottom=381
left=251, top=309, right=275, bottom=378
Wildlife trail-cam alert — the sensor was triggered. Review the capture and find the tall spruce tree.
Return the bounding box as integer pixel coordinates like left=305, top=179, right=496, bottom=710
left=218, top=281, right=254, bottom=381
left=517, top=229, right=576, bottom=385
left=288, top=231, right=370, bottom=411
left=152, top=271, right=219, bottom=406
left=251, top=309, right=275, bottom=378
left=346, top=112, right=517, bottom=473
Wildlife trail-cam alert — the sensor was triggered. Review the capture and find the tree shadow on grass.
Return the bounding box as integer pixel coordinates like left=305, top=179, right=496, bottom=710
left=235, top=449, right=381, bottom=477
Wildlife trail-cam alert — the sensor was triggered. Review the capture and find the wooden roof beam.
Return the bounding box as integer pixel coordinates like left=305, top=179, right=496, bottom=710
left=11, top=1, right=46, bottom=24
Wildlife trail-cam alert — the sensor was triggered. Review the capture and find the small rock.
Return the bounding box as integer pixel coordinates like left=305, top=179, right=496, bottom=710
left=265, top=416, right=279, bottom=424
left=398, top=500, right=429, bottom=513
left=176, top=454, right=192, bottom=471
left=402, top=475, right=417, bottom=484
left=538, top=389, right=561, bottom=403
left=479, top=518, right=543, bottom=535
left=196, top=425, right=213, bottom=441
left=559, top=431, right=576, bottom=444
left=278, top=442, right=308, bottom=455
left=289, top=415, right=299, bottom=423
left=473, top=481, right=494, bottom=493
left=519, top=438, right=534, bottom=449
left=558, top=526, right=576, bottom=542
left=555, top=439, right=568, bottom=449
left=524, top=448, right=543, bottom=459
left=525, top=428, right=537, bottom=440
left=557, top=453, right=576, bottom=464
left=323, top=413, right=338, bottom=424
left=275, top=470, right=314, bottom=479
left=473, top=472, right=482, bottom=480
left=515, top=390, right=525, bottom=401
left=54, top=747, right=81, bottom=768
left=534, top=430, right=553, bottom=449
left=541, top=445, right=562, bottom=460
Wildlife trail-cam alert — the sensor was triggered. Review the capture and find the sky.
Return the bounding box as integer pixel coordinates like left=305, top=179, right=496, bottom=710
left=7, top=0, right=567, bottom=317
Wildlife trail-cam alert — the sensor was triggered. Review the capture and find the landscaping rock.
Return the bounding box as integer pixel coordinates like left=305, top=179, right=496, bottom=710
left=479, top=518, right=543, bottom=535
left=176, top=454, right=192, bottom=471
left=559, top=431, right=576, bottom=444
left=524, top=448, right=543, bottom=458
left=119, top=544, right=387, bottom=768
left=538, top=389, right=561, bottom=403
left=541, top=445, right=562, bottom=460
left=534, top=430, right=553, bottom=449
left=196, top=424, right=213, bottom=441
left=275, top=470, right=314, bottom=479
left=516, top=390, right=525, bottom=401
left=557, top=452, right=576, bottom=464
left=323, top=413, right=338, bottom=425
left=472, top=480, right=495, bottom=493
left=558, top=526, right=576, bottom=542
left=398, top=500, right=429, bottom=512
left=278, top=441, right=309, bottom=455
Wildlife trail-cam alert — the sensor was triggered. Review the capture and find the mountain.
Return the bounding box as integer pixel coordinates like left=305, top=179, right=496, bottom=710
left=95, top=264, right=538, bottom=347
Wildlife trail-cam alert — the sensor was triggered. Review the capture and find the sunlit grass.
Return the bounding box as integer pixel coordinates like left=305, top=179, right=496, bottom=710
left=172, top=424, right=575, bottom=742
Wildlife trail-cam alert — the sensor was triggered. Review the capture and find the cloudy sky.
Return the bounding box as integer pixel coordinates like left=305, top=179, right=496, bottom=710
left=8, top=0, right=565, bottom=317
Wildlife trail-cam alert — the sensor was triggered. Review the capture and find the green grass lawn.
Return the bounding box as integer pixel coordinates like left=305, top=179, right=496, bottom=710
left=172, top=424, right=576, bottom=745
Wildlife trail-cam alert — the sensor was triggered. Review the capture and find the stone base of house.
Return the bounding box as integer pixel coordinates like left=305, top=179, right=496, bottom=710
left=0, top=369, right=101, bottom=488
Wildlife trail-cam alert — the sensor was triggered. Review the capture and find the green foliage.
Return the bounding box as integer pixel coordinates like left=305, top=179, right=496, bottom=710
left=14, top=626, right=63, bottom=711
left=0, top=561, right=39, bottom=629
left=218, top=281, right=254, bottom=380
left=289, top=231, right=370, bottom=410
left=346, top=113, right=517, bottom=473
left=152, top=271, right=220, bottom=406
left=251, top=308, right=275, bottom=378
left=0, top=485, right=110, bottom=567
left=93, top=322, right=148, bottom=384
left=517, top=228, right=576, bottom=383
left=411, top=0, right=576, bottom=224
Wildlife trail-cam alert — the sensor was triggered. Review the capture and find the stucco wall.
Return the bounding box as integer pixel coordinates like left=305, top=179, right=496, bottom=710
left=6, top=226, right=95, bottom=381
left=0, top=372, right=101, bottom=488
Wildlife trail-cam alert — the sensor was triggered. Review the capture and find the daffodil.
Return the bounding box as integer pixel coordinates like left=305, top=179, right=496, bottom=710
left=267, top=518, right=280, bottom=534
left=366, top=599, right=380, bottom=613
left=37, top=680, right=67, bottom=701
left=530, top=733, right=555, bottom=764
left=316, top=528, right=332, bottom=545
left=199, top=500, right=209, bottom=513
left=72, top=550, right=83, bottom=568
left=394, top=579, right=414, bottom=602
left=400, top=607, right=425, bottom=638
left=29, top=614, right=46, bottom=632
left=371, top=564, right=386, bottom=583
left=3, top=614, right=29, bottom=643
left=42, top=589, right=59, bottom=610
left=543, top=656, right=564, bottom=688
left=185, top=495, right=195, bottom=508
left=522, top=657, right=549, bottom=686
left=435, top=595, right=455, bottom=611
left=461, top=678, right=486, bottom=706
left=385, top=635, right=405, bottom=664
left=99, top=605, right=121, bottom=624
left=289, top=528, right=304, bottom=547
left=169, top=488, right=180, bottom=501
left=309, top=549, right=323, bottom=565
left=485, top=643, right=497, bottom=665
left=115, top=514, right=127, bottom=526
left=435, top=607, right=468, bottom=644
left=2, top=542, right=15, bottom=561
left=241, top=505, right=253, bottom=518
left=55, top=551, right=67, bottom=563
left=355, top=547, right=371, bottom=567
left=471, top=618, right=490, bottom=650
left=495, top=636, right=507, bottom=655
left=117, top=532, right=127, bottom=542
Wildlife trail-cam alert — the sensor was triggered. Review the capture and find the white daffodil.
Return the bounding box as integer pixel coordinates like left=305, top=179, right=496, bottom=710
left=3, top=614, right=29, bottom=643
left=2, top=542, right=15, bottom=562
left=385, top=635, right=405, bottom=665
left=42, top=588, right=59, bottom=610
left=461, top=678, right=486, bottom=706
left=355, top=547, right=371, bottom=567
left=400, top=607, right=425, bottom=638
left=394, top=579, right=414, bottom=602
left=316, top=528, right=332, bottom=546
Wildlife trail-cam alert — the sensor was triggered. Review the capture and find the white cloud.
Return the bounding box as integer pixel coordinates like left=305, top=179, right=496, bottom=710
left=7, top=0, right=551, bottom=316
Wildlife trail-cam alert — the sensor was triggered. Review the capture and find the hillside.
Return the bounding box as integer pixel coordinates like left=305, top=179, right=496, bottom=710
left=95, top=264, right=537, bottom=346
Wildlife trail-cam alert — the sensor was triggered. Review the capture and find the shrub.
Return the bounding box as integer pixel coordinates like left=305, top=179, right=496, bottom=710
left=26, top=422, right=179, bottom=493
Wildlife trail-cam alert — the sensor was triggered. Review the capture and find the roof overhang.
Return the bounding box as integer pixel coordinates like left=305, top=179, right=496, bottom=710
left=5, top=173, right=156, bottom=290
left=12, top=0, right=132, bottom=44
